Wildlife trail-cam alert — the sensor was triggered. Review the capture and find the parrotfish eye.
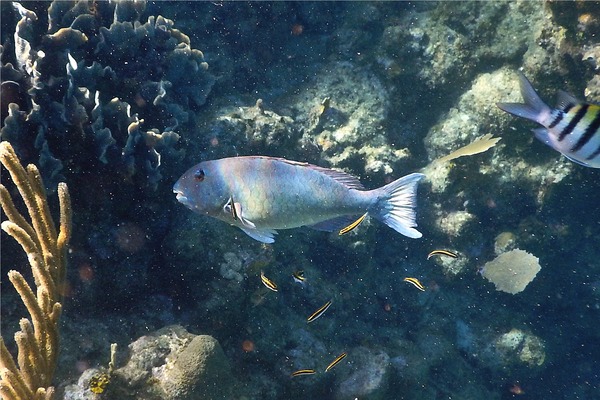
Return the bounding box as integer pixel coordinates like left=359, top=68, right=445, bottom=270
left=194, top=169, right=205, bottom=182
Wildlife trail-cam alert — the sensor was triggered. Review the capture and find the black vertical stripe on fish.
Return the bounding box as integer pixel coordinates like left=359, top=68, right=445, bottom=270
left=548, top=111, right=563, bottom=129
left=562, top=102, right=575, bottom=114
left=571, top=109, right=600, bottom=152
left=559, top=104, right=589, bottom=141
left=586, top=143, right=600, bottom=161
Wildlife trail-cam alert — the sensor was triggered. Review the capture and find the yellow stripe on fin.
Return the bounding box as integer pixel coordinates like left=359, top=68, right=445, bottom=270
left=339, top=213, right=368, bottom=235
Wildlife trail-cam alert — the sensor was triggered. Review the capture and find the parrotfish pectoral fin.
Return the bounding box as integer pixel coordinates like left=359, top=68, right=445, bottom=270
left=239, top=226, right=277, bottom=243
left=371, top=173, right=424, bottom=239
left=496, top=72, right=551, bottom=124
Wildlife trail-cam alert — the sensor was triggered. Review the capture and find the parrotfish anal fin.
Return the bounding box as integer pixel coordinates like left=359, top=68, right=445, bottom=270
left=239, top=226, right=277, bottom=243
left=308, top=215, right=363, bottom=232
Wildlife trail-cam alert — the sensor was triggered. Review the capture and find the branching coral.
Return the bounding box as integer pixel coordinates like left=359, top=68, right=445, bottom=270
left=0, top=141, right=72, bottom=400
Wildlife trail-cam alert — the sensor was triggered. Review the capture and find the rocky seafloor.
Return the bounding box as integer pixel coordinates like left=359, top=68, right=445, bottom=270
left=1, top=1, right=599, bottom=399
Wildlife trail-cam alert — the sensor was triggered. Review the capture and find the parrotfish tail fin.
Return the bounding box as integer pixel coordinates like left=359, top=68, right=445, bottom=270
left=371, top=173, right=425, bottom=239
left=496, top=71, right=552, bottom=124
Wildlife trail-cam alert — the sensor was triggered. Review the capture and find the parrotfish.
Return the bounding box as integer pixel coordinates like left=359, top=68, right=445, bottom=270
left=173, top=156, right=424, bottom=243
left=497, top=71, right=600, bottom=168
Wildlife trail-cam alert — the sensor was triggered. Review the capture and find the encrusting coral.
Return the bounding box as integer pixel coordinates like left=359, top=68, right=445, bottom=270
left=0, top=141, right=72, bottom=400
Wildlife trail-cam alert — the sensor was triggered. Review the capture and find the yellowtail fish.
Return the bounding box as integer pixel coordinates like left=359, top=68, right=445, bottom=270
left=291, top=369, right=316, bottom=377
left=260, top=271, right=278, bottom=292
left=338, top=212, right=368, bottom=235
left=292, top=270, right=306, bottom=285
left=427, top=249, right=458, bottom=260
left=174, top=156, right=424, bottom=243
left=497, top=72, right=600, bottom=168
left=403, top=277, right=425, bottom=291
left=307, top=300, right=332, bottom=323
left=325, top=352, right=347, bottom=372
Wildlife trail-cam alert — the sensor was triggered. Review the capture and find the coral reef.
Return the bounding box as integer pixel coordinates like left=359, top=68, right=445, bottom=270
left=0, top=141, right=71, bottom=400
left=494, top=329, right=546, bottom=368
left=63, top=325, right=236, bottom=400
left=2, top=1, right=599, bottom=399
left=1, top=0, right=213, bottom=189
left=334, top=347, right=390, bottom=400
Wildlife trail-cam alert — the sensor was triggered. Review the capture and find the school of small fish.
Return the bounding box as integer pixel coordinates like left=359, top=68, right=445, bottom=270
left=172, top=70, right=596, bottom=382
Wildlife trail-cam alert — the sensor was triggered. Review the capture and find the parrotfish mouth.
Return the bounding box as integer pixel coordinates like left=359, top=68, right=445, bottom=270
left=173, top=189, right=189, bottom=206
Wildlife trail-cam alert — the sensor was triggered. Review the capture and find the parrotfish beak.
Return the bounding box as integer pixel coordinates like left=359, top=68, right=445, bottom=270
left=173, top=180, right=190, bottom=207
left=173, top=189, right=188, bottom=205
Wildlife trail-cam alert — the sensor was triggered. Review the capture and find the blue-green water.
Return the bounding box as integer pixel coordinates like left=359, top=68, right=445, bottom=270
left=1, top=1, right=599, bottom=399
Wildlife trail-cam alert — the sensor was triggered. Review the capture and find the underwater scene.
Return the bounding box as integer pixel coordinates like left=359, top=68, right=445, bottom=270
left=1, top=1, right=600, bottom=399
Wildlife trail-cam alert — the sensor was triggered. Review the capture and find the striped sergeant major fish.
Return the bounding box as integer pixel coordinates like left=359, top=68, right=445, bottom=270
left=496, top=71, right=600, bottom=168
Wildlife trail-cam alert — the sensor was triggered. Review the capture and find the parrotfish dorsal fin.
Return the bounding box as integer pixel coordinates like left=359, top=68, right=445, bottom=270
left=309, top=166, right=365, bottom=190
left=235, top=156, right=366, bottom=190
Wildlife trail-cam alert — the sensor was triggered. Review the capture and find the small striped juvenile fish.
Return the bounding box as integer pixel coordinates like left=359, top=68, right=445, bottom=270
left=307, top=300, right=332, bottom=323
left=403, top=277, right=425, bottom=291
left=427, top=249, right=458, bottom=260
left=291, top=369, right=316, bottom=377
left=325, top=352, right=347, bottom=372
left=497, top=71, right=600, bottom=168
left=260, top=271, right=278, bottom=292
left=292, top=270, right=306, bottom=285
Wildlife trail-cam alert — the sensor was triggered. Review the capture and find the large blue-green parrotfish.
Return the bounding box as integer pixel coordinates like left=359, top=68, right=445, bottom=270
left=173, top=156, right=424, bottom=243
left=497, top=71, right=600, bottom=168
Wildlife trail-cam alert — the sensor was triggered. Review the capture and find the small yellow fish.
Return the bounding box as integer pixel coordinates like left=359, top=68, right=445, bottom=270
left=325, top=352, right=347, bottom=372
left=403, top=277, right=425, bottom=291
left=292, top=270, right=306, bottom=285
left=427, top=249, right=458, bottom=260
left=339, top=213, right=368, bottom=235
left=260, top=271, right=278, bottom=292
left=291, top=369, right=316, bottom=377
left=307, top=300, right=332, bottom=323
